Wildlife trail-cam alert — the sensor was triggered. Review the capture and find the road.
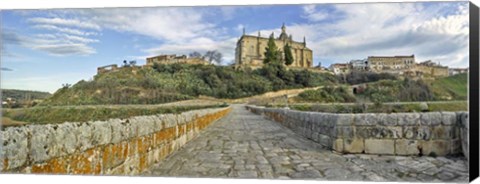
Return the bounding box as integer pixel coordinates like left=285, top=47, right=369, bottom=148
left=143, top=104, right=468, bottom=181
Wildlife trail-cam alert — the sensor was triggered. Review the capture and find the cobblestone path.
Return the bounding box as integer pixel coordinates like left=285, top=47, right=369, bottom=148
left=143, top=105, right=469, bottom=182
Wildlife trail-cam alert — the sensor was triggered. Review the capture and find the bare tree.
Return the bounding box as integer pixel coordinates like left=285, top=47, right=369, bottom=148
left=204, top=50, right=223, bottom=65
left=189, top=51, right=202, bottom=58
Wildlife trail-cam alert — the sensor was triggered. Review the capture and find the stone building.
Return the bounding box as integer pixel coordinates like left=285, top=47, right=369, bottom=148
left=413, top=60, right=449, bottom=77
left=146, top=54, right=208, bottom=66
left=367, top=55, right=416, bottom=72
left=235, top=24, right=313, bottom=69
left=329, top=63, right=351, bottom=75
left=449, top=68, right=469, bottom=76
left=97, top=64, right=119, bottom=74
left=350, top=59, right=368, bottom=71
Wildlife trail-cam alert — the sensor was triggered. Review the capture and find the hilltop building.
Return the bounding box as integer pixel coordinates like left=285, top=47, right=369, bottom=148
left=329, top=63, right=351, bottom=75
left=235, top=24, right=313, bottom=69
left=367, top=55, right=416, bottom=72
left=350, top=59, right=368, bottom=71
left=449, top=68, right=469, bottom=76
left=146, top=54, right=209, bottom=66
left=329, top=55, right=451, bottom=78
left=413, top=60, right=449, bottom=77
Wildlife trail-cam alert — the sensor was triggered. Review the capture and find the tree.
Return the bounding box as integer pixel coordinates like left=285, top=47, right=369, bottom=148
left=204, top=50, right=223, bottom=64
left=129, top=60, right=137, bottom=66
left=123, top=60, right=128, bottom=66
left=264, top=33, right=281, bottom=64
left=189, top=51, right=202, bottom=58
left=284, top=43, right=294, bottom=66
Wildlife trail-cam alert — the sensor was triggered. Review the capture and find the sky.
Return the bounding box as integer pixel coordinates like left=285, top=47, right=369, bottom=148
left=1, top=2, right=471, bottom=93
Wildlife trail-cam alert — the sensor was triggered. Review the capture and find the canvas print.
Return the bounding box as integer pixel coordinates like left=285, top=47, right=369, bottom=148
left=0, top=1, right=473, bottom=182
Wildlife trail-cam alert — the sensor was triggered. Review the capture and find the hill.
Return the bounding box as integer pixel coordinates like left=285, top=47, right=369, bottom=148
left=40, top=63, right=338, bottom=106
left=430, top=73, right=468, bottom=100
left=1, top=89, right=51, bottom=101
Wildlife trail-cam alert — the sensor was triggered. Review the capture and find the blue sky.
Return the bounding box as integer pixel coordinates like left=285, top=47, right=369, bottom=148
left=1, top=2, right=470, bottom=93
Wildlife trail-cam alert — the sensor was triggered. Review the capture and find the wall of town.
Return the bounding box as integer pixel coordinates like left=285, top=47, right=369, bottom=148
left=1, top=107, right=231, bottom=175
left=246, top=106, right=469, bottom=159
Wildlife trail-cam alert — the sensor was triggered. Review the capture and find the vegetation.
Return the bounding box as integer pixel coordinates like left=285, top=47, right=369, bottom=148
left=1, top=89, right=51, bottom=108
left=430, top=73, right=468, bottom=100
left=297, top=86, right=356, bottom=103
left=289, top=101, right=467, bottom=113
left=340, top=70, right=398, bottom=85
left=2, top=104, right=225, bottom=125
left=40, top=63, right=338, bottom=106
left=284, top=43, right=294, bottom=66
left=264, top=33, right=281, bottom=64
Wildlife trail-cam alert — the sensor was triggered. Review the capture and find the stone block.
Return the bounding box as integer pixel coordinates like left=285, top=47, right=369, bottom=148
left=377, top=113, right=398, bottom=126
left=343, top=138, right=364, bottom=153
left=397, top=113, right=420, bottom=126
left=353, top=113, right=378, bottom=126
left=335, top=114, right=354, bottom=126
left=2, top=126, right=29, bottom=170
left=110, top=119, right=128, bottom=144
left=163, top=114, right=178, bottom=129
left=365, top=139, right=394, bottom=155
left=318, top=134, right=332, bottom=148
left=450, top=139, right=462, bottom=155
left=54, top=123, right=78, bottom=156
left=90, top=121, right=112, bottom=146
left=395, top=139, right=420, bottom=155
left=420, top=112, right=442, bottom=126
left=424, top=140, right=450, bottom=156
left=356, top=126, right=402, bottom=139
left=341, top=126, right=355, bottom=139
left=74, top=122, right=94, bottom=152
left=440, top=112, right=457, bottom=126
left=333, top=139, right=344, bottom=152
left=431, top=126, right=453, bottom=140
left=30, top=124, right=57, bottom=163
left=403, top=126, right=431, bottom=140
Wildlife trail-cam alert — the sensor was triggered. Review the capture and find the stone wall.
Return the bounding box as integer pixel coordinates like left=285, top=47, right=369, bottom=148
left=246, top=106, right=468, bottom=158
left=0, top=107, right=231, bottom=175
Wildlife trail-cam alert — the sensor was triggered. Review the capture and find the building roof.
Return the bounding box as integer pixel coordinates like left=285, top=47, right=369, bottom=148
left=368, top=55, right=415, bottom=58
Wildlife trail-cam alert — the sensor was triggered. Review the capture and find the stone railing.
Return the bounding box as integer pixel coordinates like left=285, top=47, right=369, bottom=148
left=1, top=107, right=231, bottom=175
left=246, top=106, right=469, bottom=158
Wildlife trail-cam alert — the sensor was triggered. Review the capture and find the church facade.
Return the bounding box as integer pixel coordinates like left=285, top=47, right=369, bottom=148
left=234, top=24, right=313, bottom=69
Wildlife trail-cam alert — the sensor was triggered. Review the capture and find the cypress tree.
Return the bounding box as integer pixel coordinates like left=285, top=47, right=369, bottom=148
left=284, top=43, right=294, bottom=66
left=264, top=33, right=280, bottom=64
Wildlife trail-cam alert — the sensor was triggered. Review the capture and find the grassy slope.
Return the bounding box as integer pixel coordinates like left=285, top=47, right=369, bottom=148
left=429, top=73, right=468, bottom=100
left=41, top=64, right=338, bottom=106
left=2, top=104, right=226, bottom=125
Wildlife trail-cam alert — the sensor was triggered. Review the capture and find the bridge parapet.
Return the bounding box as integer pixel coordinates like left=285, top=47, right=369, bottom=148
left=1, top=107, right=231, bottom=175
left=246, top=106, right=469, bottom=159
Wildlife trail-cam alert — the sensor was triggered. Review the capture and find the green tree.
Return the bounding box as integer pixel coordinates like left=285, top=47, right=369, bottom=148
left=284, top=43, right=294, bottom=66
left=264, top=33, right=280, bottom=64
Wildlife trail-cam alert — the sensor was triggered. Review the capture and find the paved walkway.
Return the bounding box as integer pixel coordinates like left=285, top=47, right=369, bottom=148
left=143, top=105, right=469, bottom=182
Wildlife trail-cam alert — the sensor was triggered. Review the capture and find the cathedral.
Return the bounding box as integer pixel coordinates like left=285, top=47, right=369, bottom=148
left=234, top=24, right=313, bottom=69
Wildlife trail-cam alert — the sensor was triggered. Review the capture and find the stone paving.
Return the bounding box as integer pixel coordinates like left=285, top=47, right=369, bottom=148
left=143, top=105, right=469, bottom=182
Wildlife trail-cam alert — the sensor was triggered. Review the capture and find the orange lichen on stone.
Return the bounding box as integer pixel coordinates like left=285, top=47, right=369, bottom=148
left=31, top=163, right=52, bottom=174
left=47, top=158, right=68, bottom=174
left=2, top=158, right=8, bottom=172
left=69, top=149, right=94, bottom=174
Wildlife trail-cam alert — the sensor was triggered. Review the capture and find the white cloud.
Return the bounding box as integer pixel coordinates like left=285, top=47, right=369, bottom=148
left=81, top=8, right=216, bottom=42
left=296, top=2, right=470, bottom=68
left=33, top=24, right=97, bottom=36
left=28, top=17, right=101, bottom=30
left=2, top=31, right=96, bottom=56
left=302, top=5, right=329, bottom=22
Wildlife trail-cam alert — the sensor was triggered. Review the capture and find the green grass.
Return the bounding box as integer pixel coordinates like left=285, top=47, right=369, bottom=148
left=2, top=104, right=227, bottom=125
left=288, top=101, right=467, bottom=113
left=430, top=73, right=468, bottom=100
